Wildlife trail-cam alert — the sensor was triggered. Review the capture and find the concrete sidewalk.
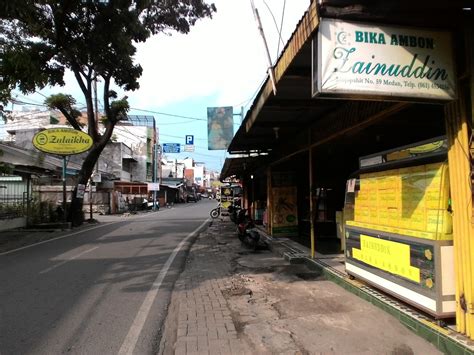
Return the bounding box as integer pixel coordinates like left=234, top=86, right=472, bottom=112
left=159, top=219, right=461, bottom=355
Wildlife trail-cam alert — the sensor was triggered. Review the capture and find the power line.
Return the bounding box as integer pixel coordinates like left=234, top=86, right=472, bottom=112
left=276, top=0, right=287, bottom=57
left=130, top=107, right=207, bottom=121
left=261, top=0, right=285, bottom=53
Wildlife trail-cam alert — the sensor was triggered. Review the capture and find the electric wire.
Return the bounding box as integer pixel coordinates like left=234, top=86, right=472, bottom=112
left=276, top=0, right=286, bottom=57
left=261, top=0, right=285, bottom=51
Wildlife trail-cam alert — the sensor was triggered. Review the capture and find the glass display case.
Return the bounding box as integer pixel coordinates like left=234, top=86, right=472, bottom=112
left=344, top=137, right=455, bottom=318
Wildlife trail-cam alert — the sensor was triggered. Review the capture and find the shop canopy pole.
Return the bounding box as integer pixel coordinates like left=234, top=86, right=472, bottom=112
left=309, top=146, right=315, bottom=258
left=267, top=167, right=272, bottom=235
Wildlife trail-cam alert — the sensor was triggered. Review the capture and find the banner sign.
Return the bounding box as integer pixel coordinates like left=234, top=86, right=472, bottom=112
left=33, top=128, right=93, bottom=155
left=313, top=19, right=456, bottom=101
left=207, top=107, right=234, bottom=150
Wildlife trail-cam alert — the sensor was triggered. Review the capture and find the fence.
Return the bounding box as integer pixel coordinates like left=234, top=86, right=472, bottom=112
left=0, top=176, right=28, bottom=219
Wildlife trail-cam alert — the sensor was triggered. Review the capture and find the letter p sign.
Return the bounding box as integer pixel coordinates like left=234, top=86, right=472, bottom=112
left=185, top=135, right=194, bottom=145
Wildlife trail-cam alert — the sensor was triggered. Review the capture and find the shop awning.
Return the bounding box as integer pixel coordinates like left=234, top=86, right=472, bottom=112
left=227, top=0, right=467, bottom=158
left=221, top=155, right=269, bottom=181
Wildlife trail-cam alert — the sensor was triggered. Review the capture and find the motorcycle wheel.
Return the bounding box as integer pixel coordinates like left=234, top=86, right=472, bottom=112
left=210, top=208, right=220, bottom=219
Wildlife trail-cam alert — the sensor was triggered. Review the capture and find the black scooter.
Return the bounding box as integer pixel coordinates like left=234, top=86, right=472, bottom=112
left=235, top=208, right=261, bottom=250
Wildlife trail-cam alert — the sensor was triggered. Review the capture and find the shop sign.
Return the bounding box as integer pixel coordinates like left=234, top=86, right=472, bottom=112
left=346, top=228, right=436, bottom=290
left=33, top=128, right=93, bottom=155
left=147, top=182, right=160, bottom=191
left=313, top=19, right=456, bottom=101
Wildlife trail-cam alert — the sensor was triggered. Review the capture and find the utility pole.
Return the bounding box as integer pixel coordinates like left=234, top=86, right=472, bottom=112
left=89, top=77, right=99, bottom=221
left=250, top=0, right=277, bottom=95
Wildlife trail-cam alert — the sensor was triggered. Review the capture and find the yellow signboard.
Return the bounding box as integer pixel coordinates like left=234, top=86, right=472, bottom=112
left=352, top=234, right=421, bottom=282
left=33, top=128, right=93, bottom=155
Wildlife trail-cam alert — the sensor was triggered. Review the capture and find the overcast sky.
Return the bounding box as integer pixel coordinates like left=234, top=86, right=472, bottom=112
left=12, top=0, right=311, bottom=171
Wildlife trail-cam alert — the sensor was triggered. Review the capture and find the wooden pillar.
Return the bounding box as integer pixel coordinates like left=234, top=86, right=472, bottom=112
left=267, top=167, right=272, bottom=235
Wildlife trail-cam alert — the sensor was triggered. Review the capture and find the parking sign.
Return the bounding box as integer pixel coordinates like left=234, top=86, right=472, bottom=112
left=185, top=135, right=194, bottom=145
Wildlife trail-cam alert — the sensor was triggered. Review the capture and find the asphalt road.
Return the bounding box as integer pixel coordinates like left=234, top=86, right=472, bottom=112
left=0, top=199, right=216, bottom=355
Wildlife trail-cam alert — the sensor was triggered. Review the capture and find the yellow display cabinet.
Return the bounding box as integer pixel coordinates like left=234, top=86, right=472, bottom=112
left=345, top=137, right=455, bottom=318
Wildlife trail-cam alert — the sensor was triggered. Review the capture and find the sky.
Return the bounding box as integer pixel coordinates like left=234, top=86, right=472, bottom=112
left=9, top=0, right=311, bottom=172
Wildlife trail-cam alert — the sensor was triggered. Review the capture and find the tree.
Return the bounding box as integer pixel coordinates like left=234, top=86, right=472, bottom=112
left=0, top=0, right=216, bottom=226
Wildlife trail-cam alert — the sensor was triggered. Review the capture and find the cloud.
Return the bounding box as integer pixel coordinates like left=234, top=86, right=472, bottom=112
left=129, top=0, right=310, bottom=109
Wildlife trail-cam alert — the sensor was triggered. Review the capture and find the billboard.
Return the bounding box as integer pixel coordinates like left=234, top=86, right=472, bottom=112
left=207, top=107, right=234, bottom=150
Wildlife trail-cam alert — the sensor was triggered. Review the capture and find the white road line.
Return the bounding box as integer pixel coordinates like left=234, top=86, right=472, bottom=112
left=39, top=246, right=99, bottom=274
left=118, top=218, right=210, bottom=355
left=0, top=222, right=114, bottom=256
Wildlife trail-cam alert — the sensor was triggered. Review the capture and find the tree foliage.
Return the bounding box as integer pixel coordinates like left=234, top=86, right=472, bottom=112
left=0, top=0, right=216, bottom=225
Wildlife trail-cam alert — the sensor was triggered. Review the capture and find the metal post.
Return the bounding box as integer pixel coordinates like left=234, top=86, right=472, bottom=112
left=158, top=144, right=162, bottom=185
left=62, top=156, right=67, bottom=223
left=26, top=175, right=31, bottom=227
left=309, top=147, right=315, bottom=258
left=153, top=143, right=158, bottom=210
left=250, top=0, right=277, bottom=95
left=89, top=179, right=93, bottom=220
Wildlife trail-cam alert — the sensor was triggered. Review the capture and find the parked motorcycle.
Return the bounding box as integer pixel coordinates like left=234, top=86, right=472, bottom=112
left=227, top=205, right=241, bottom=224
left=235, top=208, right=261, bottom=250
left=210, top=203, right=221, bottom=219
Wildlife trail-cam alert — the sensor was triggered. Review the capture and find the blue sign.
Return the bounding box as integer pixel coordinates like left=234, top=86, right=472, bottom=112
left=163, top=143, right=181, bottom=153
left=185, top=135, right=194, bottom=145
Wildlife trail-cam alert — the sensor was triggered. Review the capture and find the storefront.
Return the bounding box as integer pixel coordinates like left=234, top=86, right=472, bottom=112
left=221, top=0, right=473, bottom=340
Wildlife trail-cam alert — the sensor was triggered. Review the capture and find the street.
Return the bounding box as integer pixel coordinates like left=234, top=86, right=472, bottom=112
left=0, top=200, right=215, bottom=355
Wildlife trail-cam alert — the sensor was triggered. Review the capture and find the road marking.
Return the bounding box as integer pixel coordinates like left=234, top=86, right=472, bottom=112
left=0, top=223, right=114, bottom=256
left=39, top=246, right=99, bottom=274
left=118, top=218, right=210, bottom=355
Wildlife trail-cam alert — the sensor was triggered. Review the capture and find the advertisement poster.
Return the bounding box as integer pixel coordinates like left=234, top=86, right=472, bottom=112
left=314, top=19, right=456, bottom=100
left=76, top=184, right=86, bottom=199
left=220, top=186, right=233, bottom=209
left=207, top=107, right=234, bottom=150
left=271, top=186, right=298, bottom=237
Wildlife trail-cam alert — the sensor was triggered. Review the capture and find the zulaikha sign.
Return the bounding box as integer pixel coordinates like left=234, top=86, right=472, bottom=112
left=313, top=19, right=456, bottom=101
left=33, top=128, right=93, bottom=155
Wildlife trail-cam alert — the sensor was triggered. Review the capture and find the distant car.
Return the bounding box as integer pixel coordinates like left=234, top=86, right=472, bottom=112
left=187, top=194, right=197, bottom=203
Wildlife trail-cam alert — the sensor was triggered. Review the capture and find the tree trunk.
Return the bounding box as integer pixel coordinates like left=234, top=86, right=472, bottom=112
left=67, top=144, right=106, bottom=226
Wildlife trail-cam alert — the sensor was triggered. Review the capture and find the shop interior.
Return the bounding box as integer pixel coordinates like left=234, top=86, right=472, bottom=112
left=234, top=102, right=448, bottom=255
